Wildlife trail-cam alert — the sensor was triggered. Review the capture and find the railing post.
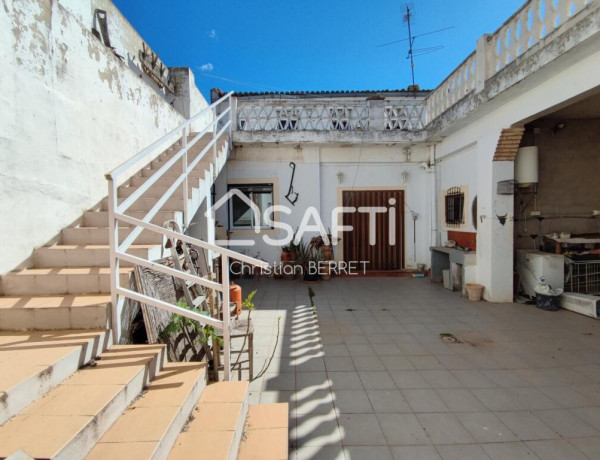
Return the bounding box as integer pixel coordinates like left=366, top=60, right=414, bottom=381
left=107, top=177, right=121, bottom=344
left=230, top=95, right=237, bottom=135
left=222, top=254, right=231, bottom=381
left=181, top=126, right=189, bottom=228
left=475, top=34, right=492, bottom=94
left=212, top=105, right=218, bottom=178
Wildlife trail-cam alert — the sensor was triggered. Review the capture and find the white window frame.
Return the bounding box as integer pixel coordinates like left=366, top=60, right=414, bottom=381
left=228, top=183, right=274, bottom=230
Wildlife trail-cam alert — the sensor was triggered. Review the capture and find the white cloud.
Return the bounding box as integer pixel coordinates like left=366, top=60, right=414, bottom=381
left=200, top=63, right=214, bottom=72
left=209, top=29, right=217, bottom=39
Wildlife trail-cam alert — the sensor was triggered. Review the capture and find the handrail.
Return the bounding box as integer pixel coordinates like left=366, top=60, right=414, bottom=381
left=115, top=212, right=270, bottom=268
left=106, top=92, right=233, bottom=180
left=106, top=90, right=265, bottom=381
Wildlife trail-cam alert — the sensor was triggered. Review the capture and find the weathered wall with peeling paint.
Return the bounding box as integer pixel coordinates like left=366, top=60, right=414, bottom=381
left=0, top=0, right=208, bottom=274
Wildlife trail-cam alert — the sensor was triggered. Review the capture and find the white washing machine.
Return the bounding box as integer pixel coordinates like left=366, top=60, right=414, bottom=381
left=516, top=249, right=565, bottom=298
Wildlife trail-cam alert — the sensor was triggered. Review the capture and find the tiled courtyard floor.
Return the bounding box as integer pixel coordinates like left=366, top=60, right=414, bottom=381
left=236, top=277, right=600, bottom=460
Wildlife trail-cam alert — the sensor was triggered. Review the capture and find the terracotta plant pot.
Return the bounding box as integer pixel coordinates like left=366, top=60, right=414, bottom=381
left=230, top=282, right=242, bottom=315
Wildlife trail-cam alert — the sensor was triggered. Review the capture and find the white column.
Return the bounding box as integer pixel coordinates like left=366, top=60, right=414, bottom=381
left=476, top=129, right=515, bottom=302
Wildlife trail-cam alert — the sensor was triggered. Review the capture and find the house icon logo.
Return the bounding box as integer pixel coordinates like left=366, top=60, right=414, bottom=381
left=206, top=188, right=260, bottom=246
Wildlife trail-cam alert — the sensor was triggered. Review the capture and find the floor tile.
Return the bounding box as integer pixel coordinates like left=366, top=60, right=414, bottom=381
left=402, top=389, right=450, bottom=413
left=352, top=356, right=386, bottom=371
left=436, top=389, right=487, bottom=412
left=344, top=446, right=394, bottom=460
left=295, top=389, right=335, bottom=415
left=338, top=414, right=387, bottom=446
left=390, top=371, right=431, bottom=389
left=455, top=412, right=517, bottom=442
left=420, top=370, right=463, bottom=389
left=496, top=411, right=558, bottom=441
left=534, top=409, right=599, bottom=438
left=367, top=389, right=411, bottom=413
left=525, top=439, right=588, bottom=460
left=568, top=437, right=600, bottom=460
left=294, top=412, right=343, bottom=448
left=482, top=442, right=539, bottom=460
left=359, top=371, right=397, bottom=390
left=262, top=372, right=295, bottom=391
left=435, top=444, right=492, bottom=460
left=377, top=413, right=431, bottom=446
left=294, top=445, right=346, bottom=460
left=390, top=446, right=441, bottom=460
left=296, top=372, right=330, bottom=390
left=416, top=413, right=475, bottom=444
left=324, top=357, right=355, bottom=372
left=407, top=355, right=444, bottom=370
left=380, top=356, right=416, bottom=371
left=328, top=372, right=364, bottom=390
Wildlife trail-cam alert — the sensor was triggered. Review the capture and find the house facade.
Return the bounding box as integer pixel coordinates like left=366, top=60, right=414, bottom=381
left=209, top=0, right=600, bottom=302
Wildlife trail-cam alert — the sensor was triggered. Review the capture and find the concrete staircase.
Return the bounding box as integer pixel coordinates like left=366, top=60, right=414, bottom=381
left=0, top=133, right=222, bottom=331
left=0, top=132, right=289, bottom=459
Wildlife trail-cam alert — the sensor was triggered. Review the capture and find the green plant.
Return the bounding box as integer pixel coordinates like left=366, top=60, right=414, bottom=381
left=160, top=301, right=222, bottom=359
left=231, top=290, right=257, bottom=372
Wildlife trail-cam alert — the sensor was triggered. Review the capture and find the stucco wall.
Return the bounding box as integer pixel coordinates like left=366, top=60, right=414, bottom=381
left=515, top=118, right=600, bottom=249
left=214, top=144, right=432, bottom=269
left=433, top=40, right=600, bottom=301
left=0, top=0, right=207, bottom=274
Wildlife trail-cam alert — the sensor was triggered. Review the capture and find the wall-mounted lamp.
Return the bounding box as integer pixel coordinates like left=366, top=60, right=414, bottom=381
left=336, top=171, right=344, bottom=184
left=401, top=170, right=409, bottom=183
left=551, top=122, right=566, bottom=134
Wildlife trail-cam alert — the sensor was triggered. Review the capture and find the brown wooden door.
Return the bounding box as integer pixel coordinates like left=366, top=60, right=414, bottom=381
left=342, top=190, right=404, bottom=270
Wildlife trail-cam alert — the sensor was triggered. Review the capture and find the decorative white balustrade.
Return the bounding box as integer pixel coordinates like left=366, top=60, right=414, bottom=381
left=491, top=0, right=591, bottom=72
left=236, top=100, right=427, bottom=132
left=384, top=104, right=427, bottom=131
left=426, top=0, right=593, bottom=122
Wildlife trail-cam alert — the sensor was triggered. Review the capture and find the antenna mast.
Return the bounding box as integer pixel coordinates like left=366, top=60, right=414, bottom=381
left=403, top=5, right=416, bottom=89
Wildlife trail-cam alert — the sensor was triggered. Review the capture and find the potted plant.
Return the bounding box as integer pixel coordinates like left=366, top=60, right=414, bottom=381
left=281, top=244, right=297, bottom=262
left=296, top=238, right=322, bottom=283
left=280, top=245, right=291, bottom=262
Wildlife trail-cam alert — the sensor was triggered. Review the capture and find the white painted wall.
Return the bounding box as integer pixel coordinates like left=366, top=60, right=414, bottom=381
left=214, top=144, right=432, bottom=268
left=433, top=38, right=600, bottom=301
left=0, top=0, right=208, bottom=273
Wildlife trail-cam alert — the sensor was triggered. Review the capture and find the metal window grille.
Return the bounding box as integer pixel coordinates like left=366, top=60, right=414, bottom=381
left=565, top=259, right=600, bottom=295
left=445, top=187, right=465, bottom=227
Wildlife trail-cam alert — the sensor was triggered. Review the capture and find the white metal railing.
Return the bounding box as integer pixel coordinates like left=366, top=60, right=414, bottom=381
left=105, top=92, right=269, bottom=380
left=426, top=0, right=593, bottom=122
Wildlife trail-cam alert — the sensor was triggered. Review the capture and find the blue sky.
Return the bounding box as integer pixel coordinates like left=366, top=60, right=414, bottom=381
left=114, top=0, right=525, bottom=99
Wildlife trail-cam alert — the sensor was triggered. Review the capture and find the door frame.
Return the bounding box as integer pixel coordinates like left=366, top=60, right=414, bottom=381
left=336, top=186, right=407, bottom=270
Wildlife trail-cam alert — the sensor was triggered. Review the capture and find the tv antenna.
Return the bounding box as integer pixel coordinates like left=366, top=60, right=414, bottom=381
left=377, top=4, right=454, bottom=90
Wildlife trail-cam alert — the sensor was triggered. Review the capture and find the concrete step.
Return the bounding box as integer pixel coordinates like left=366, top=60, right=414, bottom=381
left=0, top=344, right=165, bottom=459
left=0, top=295, right=111, bottom=330
left=169, top=381, right=249, bottom=460
left=82, top=210, right=183, bottom=228
left=34, top=244, right=162, bottom=268
left=101, top=196, right=186, bottom=212
left=0, top=267, right=132, bottom=296
left=118, top=183, right=196, bottom=199
left=129, top=174, right=203, bottom=188
left=86, top=362, right=207, bottom=460
left=0, top=329, right=110, bottom=425
left=238, top=404, right=289, bottom=460
left=140, top=162, right=211, bottom=178
left=149, top=149, right=215, bottom=170
left=62, top=227, right=164, bottom=246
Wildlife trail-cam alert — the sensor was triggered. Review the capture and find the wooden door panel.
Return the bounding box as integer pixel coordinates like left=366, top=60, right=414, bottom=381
left=342, top=190, right=404, bottom=270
